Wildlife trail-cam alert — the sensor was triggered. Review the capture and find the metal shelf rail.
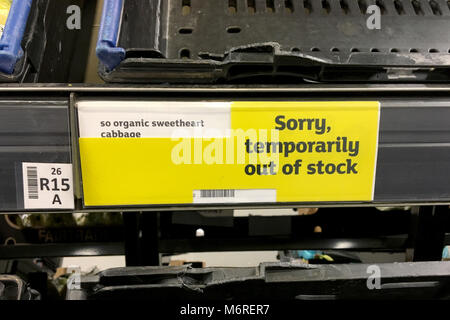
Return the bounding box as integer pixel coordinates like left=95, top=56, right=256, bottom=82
left=1, top=85, right=450, bottom=212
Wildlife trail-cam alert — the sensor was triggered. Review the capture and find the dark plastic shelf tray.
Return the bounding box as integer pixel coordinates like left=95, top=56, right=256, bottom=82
left=97, top=0, right=450, bottom=83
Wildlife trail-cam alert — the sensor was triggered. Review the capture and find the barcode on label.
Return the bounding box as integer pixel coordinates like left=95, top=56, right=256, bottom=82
left=26, top=166, right=39, bottom=200
left=22, top=162, right=74, bottom=209
left=199, top=189, right=236, bottom=198
left=193, top=189, right=276, bottom=204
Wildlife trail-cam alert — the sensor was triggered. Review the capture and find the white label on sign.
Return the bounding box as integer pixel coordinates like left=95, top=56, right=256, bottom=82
left=22, top=163, right=74, bottom=209
left=193, top=189, right=277, bottom=204
left=77, top=100, right=231, bottom=138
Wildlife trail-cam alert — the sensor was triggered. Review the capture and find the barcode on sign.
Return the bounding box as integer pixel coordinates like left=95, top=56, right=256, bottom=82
left=26, top=166, right=39, bottom=200
left=199, top=189, right=236, bottom=198
left=193, top=189, right=276, bottom=204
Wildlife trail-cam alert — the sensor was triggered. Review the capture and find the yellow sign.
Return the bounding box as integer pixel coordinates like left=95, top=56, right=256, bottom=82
left=0, top=0, right=12, bottom=37
left=78, top=101, right=380, bottom=206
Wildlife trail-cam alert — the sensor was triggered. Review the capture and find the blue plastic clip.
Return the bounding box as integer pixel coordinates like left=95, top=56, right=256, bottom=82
left=297, top=250, right=319, bottom=260
left=96, top=0, right=126, bottom=71
left=0, top=0, right=33, bottom=74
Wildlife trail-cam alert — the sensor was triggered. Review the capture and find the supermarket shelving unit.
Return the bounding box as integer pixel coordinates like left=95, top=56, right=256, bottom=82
left=1, top=0, right=450, bottom=299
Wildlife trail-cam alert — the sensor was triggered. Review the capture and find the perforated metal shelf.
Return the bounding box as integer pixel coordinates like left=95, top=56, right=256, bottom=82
left=99, top=0, right=450, bottom=83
